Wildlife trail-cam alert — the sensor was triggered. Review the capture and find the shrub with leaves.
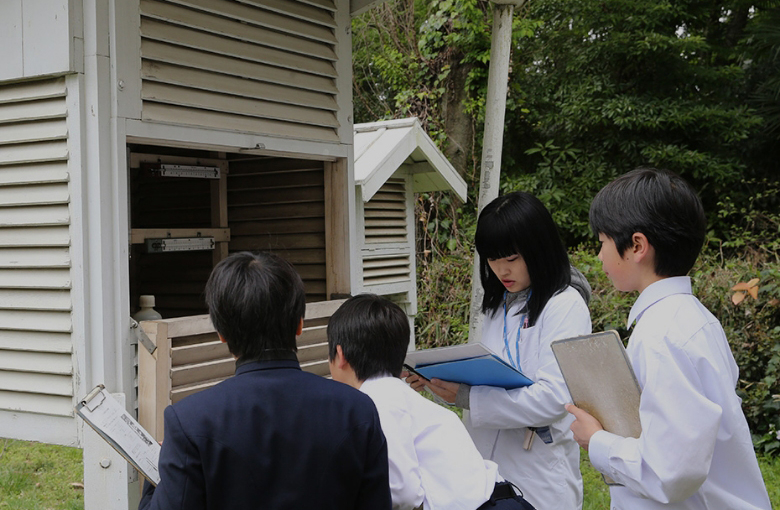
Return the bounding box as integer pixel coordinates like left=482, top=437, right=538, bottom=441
left=693, top=253, right=780, bottom=456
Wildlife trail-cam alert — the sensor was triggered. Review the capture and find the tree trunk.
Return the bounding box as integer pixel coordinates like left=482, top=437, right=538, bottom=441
left=441, top=58, right=476, bottom=181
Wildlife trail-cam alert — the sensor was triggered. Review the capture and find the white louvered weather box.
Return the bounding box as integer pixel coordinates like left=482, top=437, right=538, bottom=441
left=353, top=118, right=468, bottom=316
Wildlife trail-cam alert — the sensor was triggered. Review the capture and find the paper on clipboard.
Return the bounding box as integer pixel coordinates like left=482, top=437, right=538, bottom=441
left=551, top=331, right=642, bottom=486
left=75, top=385, right=161, bottom=486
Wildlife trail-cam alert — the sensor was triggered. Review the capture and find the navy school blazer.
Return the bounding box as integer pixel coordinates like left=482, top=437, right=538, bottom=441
left=139, top=358, right=391, bottom=510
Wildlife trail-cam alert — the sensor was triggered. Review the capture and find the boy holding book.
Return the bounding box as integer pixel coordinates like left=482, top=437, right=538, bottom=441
left=566, top=168, right=770, bottom=509
left=328, top=293, right=536, bottom=510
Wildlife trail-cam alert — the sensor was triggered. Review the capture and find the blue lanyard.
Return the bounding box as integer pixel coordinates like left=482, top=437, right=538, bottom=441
left=502, top=290, right=530, bottom=371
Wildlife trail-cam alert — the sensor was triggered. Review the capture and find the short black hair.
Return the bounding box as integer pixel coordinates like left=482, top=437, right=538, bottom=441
left=475, top=191, right=571, bottom=324
left=204, top=251, right=306, bottom=359
left=327, top=294, right=410, bottom=380
left=589, top=167, right=707, bottom=277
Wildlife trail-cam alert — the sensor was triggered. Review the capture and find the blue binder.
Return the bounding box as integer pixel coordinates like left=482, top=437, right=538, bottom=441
left=405, top=343, right=533, bottom=389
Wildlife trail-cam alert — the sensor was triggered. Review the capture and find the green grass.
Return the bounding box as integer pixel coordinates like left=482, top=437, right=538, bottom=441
left=581, top=451, right=611, bottom=510
left=759, top=454, right=780, bottom=506
left=1, top=438, right=777, bottom=509
left=0, top=439, right=83, bottom=510
left=580, top=451, right=780, bottom=509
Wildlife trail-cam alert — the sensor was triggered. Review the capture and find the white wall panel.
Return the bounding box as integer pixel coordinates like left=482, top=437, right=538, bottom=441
left=0, top=0, right=74, bottom=82
left=139, top=0, right=340, bottom=142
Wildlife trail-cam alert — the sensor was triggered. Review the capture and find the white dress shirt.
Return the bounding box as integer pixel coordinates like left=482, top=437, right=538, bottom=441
left=360, top=376, right=501, bottom=510
left=466, top=286, right=591, bottom=510
left=588, top=277, right=771, bottom=510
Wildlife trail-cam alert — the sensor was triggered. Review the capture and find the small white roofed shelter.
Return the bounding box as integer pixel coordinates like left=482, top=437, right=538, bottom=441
left=353, top=118, right=467, bottom=340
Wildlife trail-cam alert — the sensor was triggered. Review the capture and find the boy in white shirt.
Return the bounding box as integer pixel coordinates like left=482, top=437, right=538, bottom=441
left=566, top=167, right=771, bottom=510
left=328, top=293, right=536, bottom=510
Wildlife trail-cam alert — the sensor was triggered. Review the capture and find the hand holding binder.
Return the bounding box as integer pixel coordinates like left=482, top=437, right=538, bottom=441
left=404, top=343, right=534, bottom=390
left=551, top=331, right=642, bottom=485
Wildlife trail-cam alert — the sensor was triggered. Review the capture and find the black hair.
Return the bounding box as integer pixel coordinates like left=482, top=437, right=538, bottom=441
left=589, top=167, right=707, bottom=277
left=327, top=294, right=410, bottom=380
left=204, top=251, right=306, bottom=359
left=475, top=191, right=571, bottom=325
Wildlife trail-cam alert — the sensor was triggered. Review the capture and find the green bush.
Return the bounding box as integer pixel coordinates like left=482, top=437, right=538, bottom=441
left=691, top=253, right=780, bottom=456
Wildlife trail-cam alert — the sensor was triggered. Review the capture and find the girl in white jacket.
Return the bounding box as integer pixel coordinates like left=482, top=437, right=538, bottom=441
left=408, top=192, right=592, bottom=510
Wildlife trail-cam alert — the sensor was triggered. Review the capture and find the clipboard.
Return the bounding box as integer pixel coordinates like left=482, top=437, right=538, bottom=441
left=75, top=384, right=161, bottom=486
left=551, top=331, right=642, bottom=486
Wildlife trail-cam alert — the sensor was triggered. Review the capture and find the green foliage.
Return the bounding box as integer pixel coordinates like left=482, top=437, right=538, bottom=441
left=744, top=6, right=780, bottom=137
left=353, top=0, right=541, bottom=174
left=712, top=178, right=780, bottom=259
left=355, top=0, right=780, bottom=458
left=415, top=193, right=476, bottom=348
left=352, top=0, right=494, bottom=144
left=501, top=0, right=774, bottom=243
left=503, top=142, right=615, bottom=245
left=691, top=253, right=780, bottom=455
left=0, top=439, right=84, bottom=509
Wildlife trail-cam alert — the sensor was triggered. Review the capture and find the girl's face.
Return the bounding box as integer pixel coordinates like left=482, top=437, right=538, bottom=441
left=487, top=254, right=531, bottom=293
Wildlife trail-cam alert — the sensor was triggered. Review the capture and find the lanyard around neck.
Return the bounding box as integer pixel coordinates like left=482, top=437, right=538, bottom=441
left=502, top=290, right=530, bottom=371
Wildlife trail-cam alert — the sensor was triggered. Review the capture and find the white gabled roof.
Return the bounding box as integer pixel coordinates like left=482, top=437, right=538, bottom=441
left=353, top=118, right=468, bottom=202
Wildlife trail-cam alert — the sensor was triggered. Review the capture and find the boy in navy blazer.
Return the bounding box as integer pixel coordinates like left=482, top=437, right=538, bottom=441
left=139, top=251, right=391, bottom=510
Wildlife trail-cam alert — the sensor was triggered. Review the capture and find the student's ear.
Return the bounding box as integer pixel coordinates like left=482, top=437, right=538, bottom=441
left=630, top=232, right=652, bottom=262
left=334, top=345, right=349, bottom=370
left=296, top=317, right=303, bottom=336
left=218, top=333, right=227, bottom=344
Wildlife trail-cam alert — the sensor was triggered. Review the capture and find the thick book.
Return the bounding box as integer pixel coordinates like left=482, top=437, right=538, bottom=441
left=76, top=385, right=161, bottom=486
left=404, top=342, right=533, bottom=389
left=550, top=330, right=642, bottom=485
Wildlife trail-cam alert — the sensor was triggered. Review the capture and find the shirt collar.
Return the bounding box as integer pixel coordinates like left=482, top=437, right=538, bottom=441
left=234, top=356, right=300, bottom=376
left=627, top=276, right=693, bottom=328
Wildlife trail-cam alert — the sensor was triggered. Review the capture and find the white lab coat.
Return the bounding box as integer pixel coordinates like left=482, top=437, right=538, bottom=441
left=588, top=277, right=771, bottom=510
left=361, top=376, right=501, bottom=510
left=465, top=286, right=591, bottom=510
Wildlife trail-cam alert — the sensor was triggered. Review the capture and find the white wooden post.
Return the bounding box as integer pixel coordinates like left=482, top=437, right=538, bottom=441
left=77, top=0, right=137, bottom=507
left=82, top=394, right=140, bottom=510
left=468, top=1, right=523, bottom=343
